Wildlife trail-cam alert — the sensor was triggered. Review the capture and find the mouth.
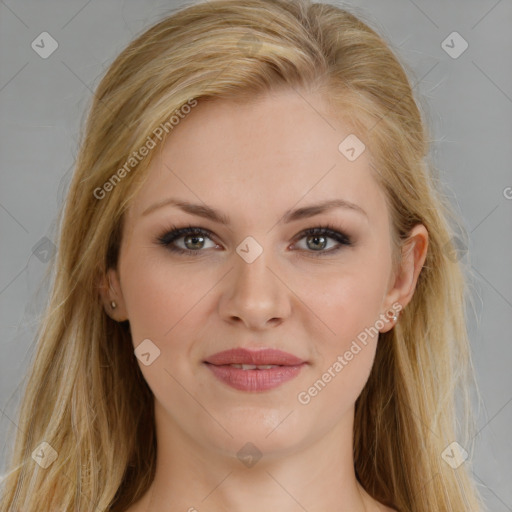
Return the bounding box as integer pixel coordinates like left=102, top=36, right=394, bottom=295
left=204, top=347, right=306, bottom=366
left=203, top=348, right=307, bottom=392
left=216, top=363, right=282, bottom=370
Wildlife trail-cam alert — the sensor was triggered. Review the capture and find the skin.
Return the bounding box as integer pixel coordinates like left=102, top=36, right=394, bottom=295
left=100, top=88, right=428, bottom=512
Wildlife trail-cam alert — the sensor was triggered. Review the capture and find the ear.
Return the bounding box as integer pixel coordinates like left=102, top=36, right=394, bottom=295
left=379, top=223, right=428, bottom=333
left=97, top=267, right=129, bottom=322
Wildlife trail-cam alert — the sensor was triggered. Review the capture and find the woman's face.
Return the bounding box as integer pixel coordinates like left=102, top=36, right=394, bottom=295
left=106, top=88, right=425, bottom=459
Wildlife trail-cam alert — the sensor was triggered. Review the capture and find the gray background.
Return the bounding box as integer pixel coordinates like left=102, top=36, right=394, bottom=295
left=1, top=0, right=511, bottom=509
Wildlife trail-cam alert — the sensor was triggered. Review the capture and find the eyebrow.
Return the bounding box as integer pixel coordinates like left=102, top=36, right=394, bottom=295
left=141, top=197, right=367, bottom=224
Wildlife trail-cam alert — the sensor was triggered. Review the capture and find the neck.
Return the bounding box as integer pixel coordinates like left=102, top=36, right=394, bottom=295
left=138, top=401, right=375, bottom=512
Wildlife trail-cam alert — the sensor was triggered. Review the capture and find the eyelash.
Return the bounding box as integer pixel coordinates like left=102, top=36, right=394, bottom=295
left=155, top=223, right=353, bottom=257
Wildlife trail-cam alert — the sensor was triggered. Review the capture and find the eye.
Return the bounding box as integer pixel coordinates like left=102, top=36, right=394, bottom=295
left=292, top=224, right=353, bottom=256
left=156, top=223, right=354, bottom=257
left=156, top=224, right=217, bottom=255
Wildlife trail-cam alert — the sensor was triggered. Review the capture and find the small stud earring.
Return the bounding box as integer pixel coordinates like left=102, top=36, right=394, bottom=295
left=111, top=301, right=117, bottom=309
left=392, top=313, right=398, bottom=322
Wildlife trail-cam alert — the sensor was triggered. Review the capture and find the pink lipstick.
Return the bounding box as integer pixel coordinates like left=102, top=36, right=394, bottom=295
left=204, top=348, right=307, bottom=392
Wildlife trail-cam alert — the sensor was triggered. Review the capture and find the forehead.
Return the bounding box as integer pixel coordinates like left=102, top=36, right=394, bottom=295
left=127, top=89, right=387, bottom=227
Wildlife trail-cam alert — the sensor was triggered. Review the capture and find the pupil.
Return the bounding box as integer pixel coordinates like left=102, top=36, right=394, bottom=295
left=186, top=235, right=203, bottom=249
left=308, top=235, right=326, bottom=251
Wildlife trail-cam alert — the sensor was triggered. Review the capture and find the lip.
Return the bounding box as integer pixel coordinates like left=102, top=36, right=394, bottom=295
left=205, top=348, right=305, bottom=366
left=204, top=348, right=307, bottom=392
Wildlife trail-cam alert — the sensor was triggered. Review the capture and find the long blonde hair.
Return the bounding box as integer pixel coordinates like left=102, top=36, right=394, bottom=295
left=0, top=1, right=485, bottom=510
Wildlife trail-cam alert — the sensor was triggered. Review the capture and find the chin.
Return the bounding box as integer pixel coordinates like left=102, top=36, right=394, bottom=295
left=196, top=405, right=314, bottom=459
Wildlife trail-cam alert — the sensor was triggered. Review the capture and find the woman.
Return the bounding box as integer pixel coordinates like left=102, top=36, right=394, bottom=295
left=0, top=0, right=485, bottom=510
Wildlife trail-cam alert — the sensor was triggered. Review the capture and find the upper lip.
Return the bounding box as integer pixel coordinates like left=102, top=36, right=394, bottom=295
left=204, top=348, right=306, bottom=366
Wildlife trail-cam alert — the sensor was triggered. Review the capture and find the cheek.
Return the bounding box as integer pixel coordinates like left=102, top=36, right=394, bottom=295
left=299, top=254, right=391, bottom=404
left=295, top=275, right=385, bottom=421
left=316, top=260, right=390, bottom=347
left=119, top=252, right=209, bottom=404
left=314, top=281, right=381, bottom=382
left=118, top=249, right=196, bottom=346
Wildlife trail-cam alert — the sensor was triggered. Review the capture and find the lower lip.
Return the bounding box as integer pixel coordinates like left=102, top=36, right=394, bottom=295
left=205, top=363, right=306, bottom=391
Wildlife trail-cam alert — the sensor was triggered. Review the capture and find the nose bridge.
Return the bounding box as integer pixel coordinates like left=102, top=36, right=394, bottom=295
left=234, top=235, right=279, bottom=300
left=220, top=234, right=290, bottom=327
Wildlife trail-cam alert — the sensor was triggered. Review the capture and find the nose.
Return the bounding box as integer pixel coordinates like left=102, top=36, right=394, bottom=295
left=218, top=244, right=291, bottom=330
